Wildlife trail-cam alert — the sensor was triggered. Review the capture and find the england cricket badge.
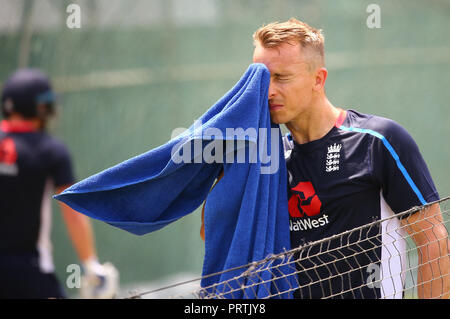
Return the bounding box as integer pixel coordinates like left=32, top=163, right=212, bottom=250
left=325, top=143, right=342, bottom=172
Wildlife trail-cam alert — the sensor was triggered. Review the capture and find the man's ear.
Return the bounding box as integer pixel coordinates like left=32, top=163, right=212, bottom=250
left=313, top=67, right=328, bottom=91
left=37, top=103, right=54, bottom=118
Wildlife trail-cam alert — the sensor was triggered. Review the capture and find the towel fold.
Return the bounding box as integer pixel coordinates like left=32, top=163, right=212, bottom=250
left=55, top=63, right=297, bottom=298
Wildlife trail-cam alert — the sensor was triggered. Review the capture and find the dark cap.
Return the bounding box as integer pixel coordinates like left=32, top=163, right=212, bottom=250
left=1, top=68, right=56, bottom=118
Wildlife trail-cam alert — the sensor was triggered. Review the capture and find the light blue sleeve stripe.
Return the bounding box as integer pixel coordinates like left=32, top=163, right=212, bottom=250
left=339, top=125, right=427, bottom=205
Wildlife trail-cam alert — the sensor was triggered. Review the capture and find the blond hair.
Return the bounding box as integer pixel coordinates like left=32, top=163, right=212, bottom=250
left=253, top=18, right=325, bottom=68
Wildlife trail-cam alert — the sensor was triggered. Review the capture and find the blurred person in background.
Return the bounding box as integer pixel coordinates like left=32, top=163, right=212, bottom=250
left=0, top=68, right=118, bottom=299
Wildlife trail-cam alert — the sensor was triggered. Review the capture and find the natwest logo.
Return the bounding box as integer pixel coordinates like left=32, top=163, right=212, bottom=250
left=0, top=137, right=18, bottom=176
left=290, top=214, right=330, bottom=231
left=288, top=181, right=321, bottom=217
left=288, top=181, right=330, bottom=232
left=0, top=137, right=17, bottom=164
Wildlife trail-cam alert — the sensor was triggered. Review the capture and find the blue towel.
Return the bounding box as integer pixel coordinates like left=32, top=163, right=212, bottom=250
left=55, top=63, right=297, bottom=298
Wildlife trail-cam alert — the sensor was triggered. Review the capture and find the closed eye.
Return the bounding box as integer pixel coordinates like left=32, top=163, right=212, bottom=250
left=273, top=73, right=292, bottom=82
left=276, top=76, right=291, bottom=82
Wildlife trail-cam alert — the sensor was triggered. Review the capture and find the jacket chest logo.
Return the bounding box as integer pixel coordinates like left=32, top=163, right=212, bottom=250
left=326, top=143, right=342, bottom=172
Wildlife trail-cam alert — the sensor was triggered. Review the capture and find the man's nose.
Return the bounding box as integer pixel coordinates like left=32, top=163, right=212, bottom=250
left=268, top=79, right=277, bottom=99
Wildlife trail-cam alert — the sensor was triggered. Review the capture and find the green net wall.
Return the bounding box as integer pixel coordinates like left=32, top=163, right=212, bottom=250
left=1, top=0, right=449, bottom=297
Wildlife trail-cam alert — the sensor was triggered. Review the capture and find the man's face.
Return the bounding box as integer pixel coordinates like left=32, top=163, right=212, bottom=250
left=252, top=41, right=317, bottom=124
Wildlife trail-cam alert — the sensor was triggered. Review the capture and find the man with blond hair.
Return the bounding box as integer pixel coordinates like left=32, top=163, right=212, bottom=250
left=250, top=18, right=449, bottom=299
left=202, top=18, right=448, bottom=299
